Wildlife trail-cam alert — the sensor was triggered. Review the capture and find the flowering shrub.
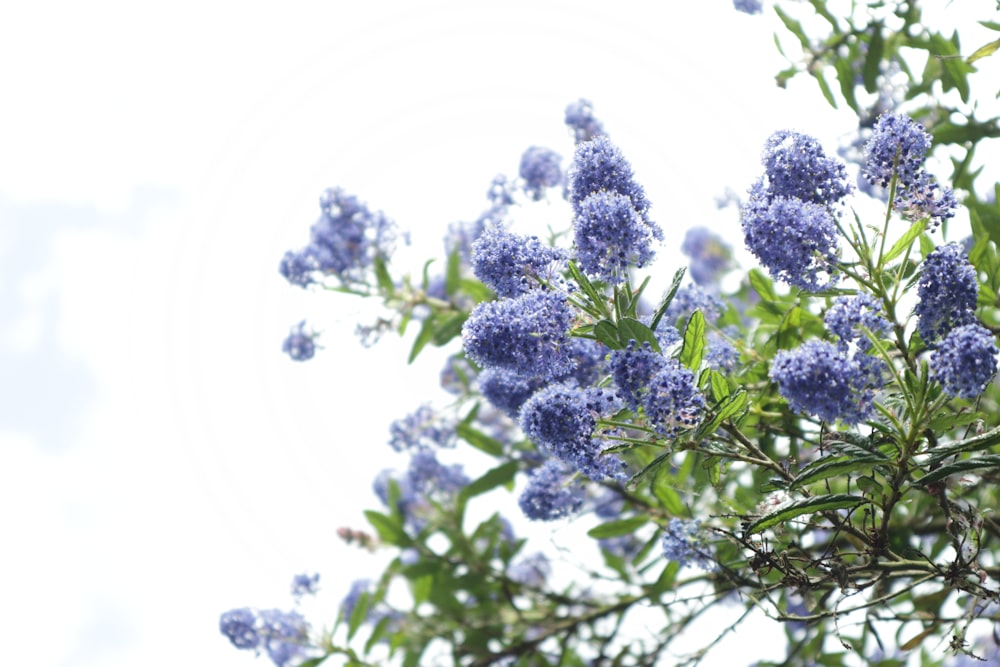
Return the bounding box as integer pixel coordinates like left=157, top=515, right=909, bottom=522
left=221, top=3, right=1000, bottom=666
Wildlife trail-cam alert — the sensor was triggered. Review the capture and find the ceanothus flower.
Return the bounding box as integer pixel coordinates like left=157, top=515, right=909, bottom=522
left=564, top=98, right=605, bottom=144
left=340, top=579, right=372, bottom=620
left=661, top=518, right=713, bottom=570
left=258, top=609, right=309, bottom=667
left=220, top=608, right=260, bottom=650
left=462, top=290, right=576, bottom=380
left=388, top=404, right=456, bottom=451
left=282, top=321, right=317, bottom=361
left=568, top=136, right=653, bottom=221
left=741, top=181, right=840, bottom=291
left=478, top=368, right=548, bottom=419
left=609, top=341, right=667, bottom=411
left=643, top=359, right=706, bottom=437
left=824, top=294, right=890, bottom=352
left=519, top=385, right=623, bottom=480
left=681, top=226, right=733, bottom=287
left=733, top=0, right=763, bottom=14
left=931, top=323, right=998, bottom=399
left=574, top=190, right=660, bottom=284
left=760, top=130, right=853, bottom=207
left=290, top=573, right=320, bottom=598
left=664, top=284, right=725, bottom=325
left=471, top=225, right=567, bottom=298
left=407, top=448, right=469, bottom=497
left=916, top=243, right=978, bottom=345
left=770, top=340, right=880, bottom=425
left=706, top=329, right=740, bottom=372
left=517, top=459, right=585, bottom=521
left=519, top=146, right=563, bottom=200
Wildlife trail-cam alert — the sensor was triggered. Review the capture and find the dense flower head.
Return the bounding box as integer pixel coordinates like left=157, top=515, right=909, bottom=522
left=770, top=340, right=880, bottom=425
left=931, top=323, right=998, bottom=399
left=574, top=190, right=660, bottom=284
left=220, top=608, right=260, bottom=650
left=282, top=321, right=317, bottom=361
left=478, top=368, right=548, bottom=419
left=760, top=130, right=853, bottom=207
left=733, top=0, right=763, bottom=14
left=741, top=181, right=840, bottom=291
left=681, top=226, right=734, bottom=286
left=388, top=404, right=456, bottom=452
left=609, top=341, right=667, bottom=411
left=664, top=284, right=725, bottom=325
left=824, top=294, right=890, bottom=352
left=471, top=225, right=567, bottom=298
left=916, top=243, right=978, bottom=345
left=519, top=146, right=563, bottom=200
left=662, top=518, right=713, bottom=570
left=643, top=359, right=706, bottom=437
left=462, top=290, right=576, bottom=380
left=280, top=188, right=399, bottom=288
left=290, top=573, right=320, bottom=598
left=407, top=448, right=469, bottom=497
left=518, top=459, right=585, bottom=521
left=564, top=98, right=605, bottom=144
left=894, top=170, right=957, bottom=228
left=258, top=608, right=310, bottom=667
left=568, top=136, right=652, bottom=220
left=706, top=329, right=740, bottom=372
left=519, top=385, right=623, bottom=480
left=862, top=112, right=932, bottom=190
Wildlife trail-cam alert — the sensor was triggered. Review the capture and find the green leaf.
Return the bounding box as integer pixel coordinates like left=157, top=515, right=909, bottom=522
left=925, top=424, right=1000, bottom=465
left=587, top=515, right=649, bottom=539
left=408, top=315, right=438, bottom=364
left=627, top=450, right=674, bottom=490
left=374, top=256, right=395, bottom=295
left=915, top=456, right=1000, bottom=486
left=431, top=312, right=467, bottom=347
left=967, top=37, right=1000, bottom=64
left=883, top=218, right=926, bottom=263
left=594, top=320, right=623, bottom=349
left=297, top=658, right=330, bottom=667
left=749, top=268, right=777, bottom=301
left=774, top=5, right=810, bottom=50
left=814, top=68, right=837, bottom=108
left=834, top=57, right=859, bottom=111
left=649, top=267, right=686, bottom=332
left=652, top=471, right=685, bottom=516
left=364, top=510, right=411, bottom=546
left=445, top=249, right=461, bottom=296
left=704, top=456, right=721, bottom=487
left=347, top=591, right=372, bottom=639
left=618, top=317, right=660, bottom=352
left=790, top=454, right=888, bottom=490
left=456, top=422, right=504, bottom=457
left=411, top=574, right=433, bottom=606
left=708, top=369, right=731, bottom=402
left=459, top=461, right=519, bottom=500
left=679, top=310, right=706, bottom=370
left=863, top=26, right=884, bottom=93
left=744, top=494, right=866, bottom=534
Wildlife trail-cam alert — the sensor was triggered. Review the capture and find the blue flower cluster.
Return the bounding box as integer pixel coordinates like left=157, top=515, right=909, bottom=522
left=220, top=605, right=312, bottom=667
left=931, top=323, right=998, bottom=399
left=664, top=284, right=725, bottom=325
left=518, top=458, right=585, bottom=521
left=916, top=243, right=979, bottom=345
left=280, top=187, right=400, bottom=287
left=373, top=449, right=469, bottom=533
left=463, top=290, right=576, bottom=380
left=564, top=98, right=605, bottom=144
left=733, top=0, right=763, bottom=14
left=478, top=368, right=548, bottom=419
left=609, top=341, right=705, bottom=437
left=770, top=340, right=881, bottom=425
left=282, top=321, right=317, bottom=362
left=290, top=573, right=320, bottom=598
left=824, top=294, right=890, bottom=352
left=519, top=146, right=564, bottom=200
left=862, top=112, right=956, bottom=228
left=471, top=225, right=567, bottom=298
left=661, top=518, right=713, bottom=570
left=568, top=136, right=662, bottom=284
left=519, top=385, right=624, bottom=481
left=388, top=404, right=456, bottom=452
left=742, top=131, right=851, bottom=291
left=681, top=226, right=733, bottom=287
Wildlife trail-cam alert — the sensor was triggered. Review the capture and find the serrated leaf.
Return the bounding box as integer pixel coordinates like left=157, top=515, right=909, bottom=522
left=925, top=425, right=1000, bottom=465
left=704, top=456, right=721, bottom=487
left=587, top=515, right=649, bottom=539
left=594, top=320, right=622, bottom=349
left=627, top=450, right=674, bottom=490
left=790, top=454, right=887, bottom=490
left=916, top=456, right=1000, bottom=486
left=708, top=369, right=730, bottom=402
left=456, top=422, right=504, bottom=457
left=679, top=310, right=706, bottom=370
left=884, top=218, right=926, bottom=263
left=459, top=461, right=519, bottom=500
left=649, top=267, right=686, bottom=332
left=618, top=317, right=660, bottom=352
left=745, top=494, right=866, bottom=534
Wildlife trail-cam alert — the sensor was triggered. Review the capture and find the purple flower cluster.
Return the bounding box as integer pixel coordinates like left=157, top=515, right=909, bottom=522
left=770, top=340, right=881, bottom=425
left=478, top=368, right=548, bottom=419
left=290, top=573, right=320, bottom=598
left=664, top=284, right=725, bottom=325
left=916, top=243, right=979, bottom=345
left=388, top=404, right=456, bottom=452
left=519, top=385, right=623, bottom=481
left=609, top=342, right=705, bottom=437
left=862, top=112, right=956, bottom=227
left=518, top=459, right=585, bottom=521
left=931, top=324, right=998, bottom=399
left=568, top=136, right=662, bottom=284
left=564, top=98, right=605, bottom=144
left=280, top=187, right=399, bottom=287
left=733, top=0, right=763, bottom=14
left=463, top=290, right=576, bottom=381
left=519, top=146, right=563, bottom=200
left=681, top=226, right=733, bottom=287
left=824, top=294, right=890, bottom=352
left=706, top=329, right=740, bottom=372
left=742, top=131, right=851, bottom=291
left=282, top=321, right=317, bottom=362
left=471, top=225, right=567, bottom=298
left=220, top=607, right=311, bottom=667
left=661, top=518, right=713, bottom=570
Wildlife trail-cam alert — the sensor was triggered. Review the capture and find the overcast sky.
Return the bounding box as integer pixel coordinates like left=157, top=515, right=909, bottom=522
left=4, top=2, right=995, bottom=666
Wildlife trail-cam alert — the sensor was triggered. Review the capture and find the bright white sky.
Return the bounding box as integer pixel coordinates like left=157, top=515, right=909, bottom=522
left=2, top=2, right=996, bottom=666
